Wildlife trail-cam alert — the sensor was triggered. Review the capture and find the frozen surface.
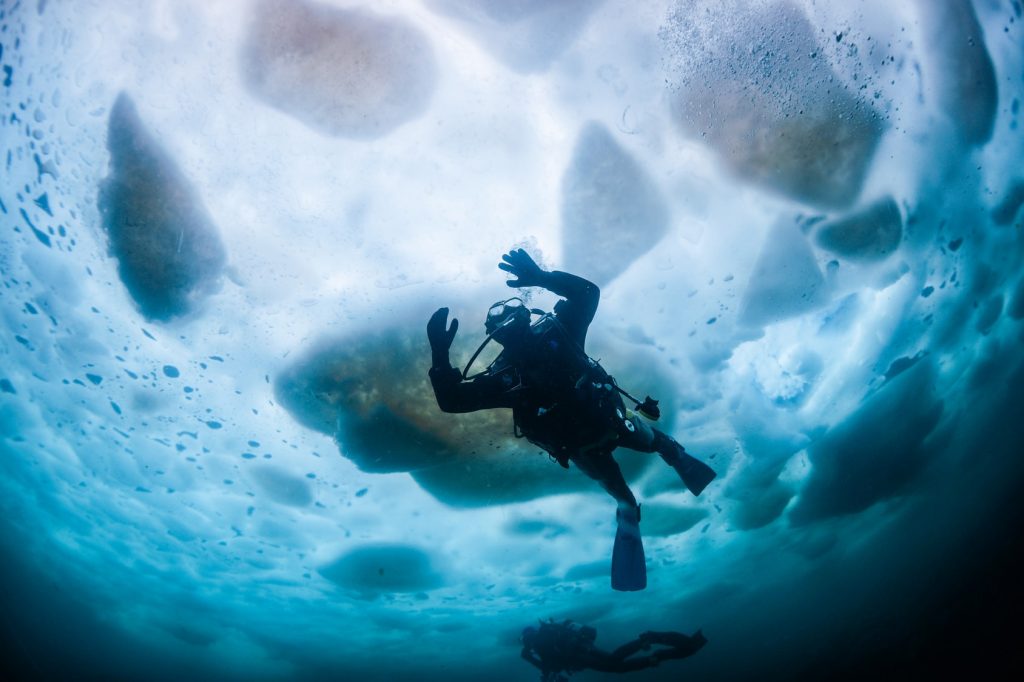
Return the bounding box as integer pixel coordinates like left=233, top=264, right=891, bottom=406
left=561, top=121, right=669, bottom=285
left=661, top=0, right=885, bottom=209
left=1, top=1, right=1023, bottom=681
left=242, top=0, right=437, bottom=138
left=99, top=92, right=226, bottom=320
left=916, top=0, right=998, bottom=145
left=814, top=195, right=903, bottom=262
left=427, top=0, right=604, bottom=74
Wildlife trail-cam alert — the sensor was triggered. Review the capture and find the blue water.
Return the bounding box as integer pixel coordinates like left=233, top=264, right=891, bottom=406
left=2, top=1, right=1023, bottom=680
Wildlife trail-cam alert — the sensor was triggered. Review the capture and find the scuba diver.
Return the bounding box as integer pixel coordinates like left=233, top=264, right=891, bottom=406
left=519, top=619, right=707, bottom=681
left=427, top=249, right=716, bottom=591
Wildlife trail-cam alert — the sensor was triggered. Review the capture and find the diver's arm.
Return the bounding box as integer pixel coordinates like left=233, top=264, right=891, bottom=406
left=428, top=364, right=513, bottom=413
left=427, top=307, right=459, bottom=368
left=538, top=270, right=600, bottom=323
left=428, top=308, right=515, bottom=412
left=499, top=249, right=599, bottom=327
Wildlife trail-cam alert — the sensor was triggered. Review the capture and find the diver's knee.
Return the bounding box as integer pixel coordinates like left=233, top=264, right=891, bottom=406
left=616, top=499, right=641, bottom=522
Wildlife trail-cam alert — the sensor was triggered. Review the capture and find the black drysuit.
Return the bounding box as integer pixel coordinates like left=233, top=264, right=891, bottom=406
left=428, top=270, right=660, bottom=509
left=520, top=621, right=707, bottom=681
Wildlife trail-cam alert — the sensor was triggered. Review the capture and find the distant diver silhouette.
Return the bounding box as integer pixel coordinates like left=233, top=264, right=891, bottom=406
left=427, top=249, right=717, bottom=591
left=519, top=619, right=707, bottom=681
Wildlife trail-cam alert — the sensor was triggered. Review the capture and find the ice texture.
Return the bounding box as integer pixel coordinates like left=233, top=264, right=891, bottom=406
left=739, top=216, right=828, bottom=327
left=662, top=0, right=884, bottom=209
left=639, top=502, right=709, bottom=537
left=249, top=466, right=313, bottom=507
left=992, top=180, right=1024, bottom=226
left=242, top=0, right=437, bottom=139
left=917, top=0, right=998, bottom=145
left=427, top=0, right=602, bottom=73
left=273, top=327, right=650, bottom=506
left=789, top=359, right=943, bottom=524
left=319, top=544, right=443, bottom=595
left=561, top=122, right=669, bottom=285
left=3, top=1, right=1024, bottom=679
left=97, top=93, right=226, bottom=321
left=814, top=196, right=903, bottom=262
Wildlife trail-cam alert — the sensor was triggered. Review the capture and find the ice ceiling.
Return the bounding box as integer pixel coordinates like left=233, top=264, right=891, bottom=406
left=1, top=0, right=1023, bottom=680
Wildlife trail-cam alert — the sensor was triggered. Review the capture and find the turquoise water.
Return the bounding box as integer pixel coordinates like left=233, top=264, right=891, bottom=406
left=2, top=1, right=1023, bottom=680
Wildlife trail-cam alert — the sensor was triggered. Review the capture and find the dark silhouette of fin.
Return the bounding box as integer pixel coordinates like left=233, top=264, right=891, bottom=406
left=672, top=451, right=717, bottom=496
left=612, top=505, right=647, bottom=591
left=654, top=432, right=717, bottom=496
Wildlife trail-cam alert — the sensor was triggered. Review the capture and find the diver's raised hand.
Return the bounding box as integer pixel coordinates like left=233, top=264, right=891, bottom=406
left=427, top=307, right=458, bottom=366
left=499, top=248, right=546, bottom=288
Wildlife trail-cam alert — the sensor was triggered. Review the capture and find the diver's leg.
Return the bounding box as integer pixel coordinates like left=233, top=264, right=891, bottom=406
left=617, top=417, right=716, bottom=496
left=608, top=638, right=649, bottom=660
left=614, top=413, right=658, bottom=453
left=585, top=650, right=656, bottom=673
left=571, top=451, right=646, bottom=591
left=640, top=630, right=708, bottom=660
left=651, top=428, right=717, bottom=496
left=570, top=450, right=638, bottom=509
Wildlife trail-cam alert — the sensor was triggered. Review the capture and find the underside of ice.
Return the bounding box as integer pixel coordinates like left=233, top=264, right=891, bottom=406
left=242, top=0, right=437, bottom=138
left=814, top=195, right=903, bottom=262
left=274, top=323, right=659, bottom=506
left=427, top=0, right=603, bottom=74
left=98, top=93, right=226, bottom=321
left=561, top=122, right=669, bottom=285
left=662, top=0, right=885, bottom=209
left=2, top=1, right=1023, bottom=680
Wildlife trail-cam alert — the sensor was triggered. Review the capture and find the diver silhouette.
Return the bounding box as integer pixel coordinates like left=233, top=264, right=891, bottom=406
left=519, top=619, right=707, bottom=681
left=427, top=249, right=717, bottom=591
